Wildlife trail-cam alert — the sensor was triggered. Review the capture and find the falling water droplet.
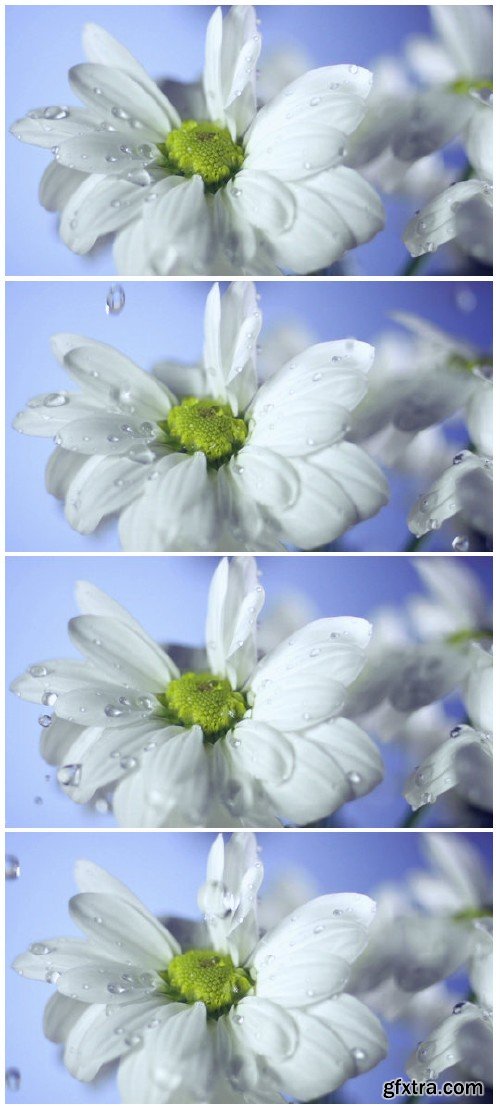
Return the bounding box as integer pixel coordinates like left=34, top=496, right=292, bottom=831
left=5, top=1068, right=21, bottom=1092
left=106, top=285, right=126, bottom=316
left=452, top=535, right=469, bottom=551
left=5, top=855, right=20, bottom=880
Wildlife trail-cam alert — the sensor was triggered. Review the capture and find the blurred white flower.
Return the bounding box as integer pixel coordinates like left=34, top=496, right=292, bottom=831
left=408, top=558, right=492, bottom=641
left=404, top=645, right=493, bottom=813
left=10, top=7, right=385, bottom=275
left=14, top=281, right=388, bottom=552
left=11, top=557, right=383, bottom=827
left=350, top=834, right=492, bottom=1045
left=12, top=834, right=387, bottom=1102
left=351, top=312, right=493, bottom=464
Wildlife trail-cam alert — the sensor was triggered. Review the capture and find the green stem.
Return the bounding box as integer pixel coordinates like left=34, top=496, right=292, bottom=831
left=403, top=533, right=429, bottom=552
left=400, top=805, right=430, bottom=828
left=401, top=254, right=430, bottom=277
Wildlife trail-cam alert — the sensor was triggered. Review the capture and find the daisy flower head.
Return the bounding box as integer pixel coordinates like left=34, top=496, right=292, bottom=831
left=13, top=281, right=389, bottom=552
left=10, top=7, right=385, bottom=275
left=10, top=557, right=383, bottom=828
left=12, top=834, right=387, bottom=1102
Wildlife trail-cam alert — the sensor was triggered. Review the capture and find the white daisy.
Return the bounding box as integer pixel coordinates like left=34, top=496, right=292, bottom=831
left=13, top=280, right=389, bottom=552
left=10, top=557, right=383, bottom=828
left=10, top=7, right=384, bottom=275
left=12, top=834, right=387, bottom=1102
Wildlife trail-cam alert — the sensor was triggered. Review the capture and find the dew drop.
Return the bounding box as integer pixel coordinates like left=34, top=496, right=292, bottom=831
left=41, top=691, right=57, bottom=707
left=57, top=764, right=82, bottom=787
left=29, top=665, right=48, bottom=678
left=105, top=705, right=124, bottom=718
left=120, top=756, right=138, bottom=770
left=29, top=942, right=53, bottom=956
left=452, top=535, right=469, bottom=551
left=38, top=715, right=52, bottom=728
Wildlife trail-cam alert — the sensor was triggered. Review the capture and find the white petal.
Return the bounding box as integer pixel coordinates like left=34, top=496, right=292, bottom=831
left=272, top=995, right=386, bottom=1100
left=404, top=179, right=491, bottom=258
left=463, top=643, right=492, bottom=732
left=201, top=833, right=262, bottom=964
left=68, top=613, right=176, bottom=689
left=61, top=338, right=173, bottom=414
left=251, top=339, right=373, bottom=417
left=69, top=62, right=175, bottom=135
left=246, top=65, right=373, bottom=152
left=10, top=107, right=95, bottom=149
left=226, top=171, right=295, bottom=233
left=39, top=161, right=87, bottom=212
left=61, top=721, right=178, bottom=803
left=252, top=615, right=371, bottom=694
left=10, top=658, right=100, bottom=704
left=82, top=22, right=182, bottom=126
left=152, top=360, right=207, bottom=398
left=431, top=5, right=492, bottom=79
left=65, top=999, right=178, bottom=1082
left=12, top=937, right=96, bottom=982
left=404, top=725, right=483, bottom=810
left=56, top=128, right=158, bottom=175
left=205, top=556, right=263, bottom=688
left=40, top=716, right=84, bottom=766
left=466, top=380, right=493, bottom=456
left=228, top=446, right=299, bottom=512
left=46, top=447, right=88, bottom=499
left=391, top=90, right=470, bottom=162
left=57, top=960, right=162, bottom=1003
left=272, top=166, right=385, bottom=273
left=245, top=124, right=348, bottom=182
left=142, top=176, right=214, bottom=276
left=408, top=452, right=492, bottom=537
left=139, top=726, right=211, bottom=825
left=113, top=217, right=152, bottom=275
left=68, top=891, right=180, bottom=967
left=54, top=684, right=157, bottom=728
left=465, top=98, right=493, bottom=181
left=59, top=173, right=156, bottom=254
left=74, top=859, right=158, bottom=906
left=407, top=1004, right=492, bottom=1086
left=203, top=5, right=260, bottom=139
left=202, top=282, right=260, bottom=414
left=13, top=393, right=98, bottom=437
left=63, top=454, right=157, bottom=534
left=253, top=892, right=375, bottom=982
left=117, top=1002, right=213, bottom=1102
left=43, top=993, right=88, bottom=1043
left=118, top=454, right=218, bottom=551
left=229, top=997, right=298, bottom=1059
left=225, top=719, right=295, bottom=783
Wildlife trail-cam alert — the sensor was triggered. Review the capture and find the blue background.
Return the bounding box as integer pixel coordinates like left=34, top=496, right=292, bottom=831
left=6, top=554, right=492, bottom=829
left=5, top=830, right=492, bottom=1104
left=5, top=4, right=477, bottom=276
left=6, top=280, right=493, bottom=553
